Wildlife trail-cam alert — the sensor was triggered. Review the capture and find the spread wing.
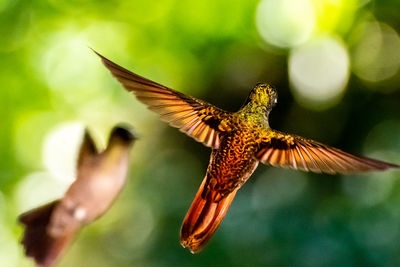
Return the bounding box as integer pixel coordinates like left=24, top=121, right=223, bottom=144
left=255, top=131, right=399, bottom=174
left=95, top=51, right=231, bottom=149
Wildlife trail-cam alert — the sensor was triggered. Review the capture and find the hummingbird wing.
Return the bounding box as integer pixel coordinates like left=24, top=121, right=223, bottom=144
left=95, top=51, right=231, bottom=149
left=255, top=131, right=399, bottom=174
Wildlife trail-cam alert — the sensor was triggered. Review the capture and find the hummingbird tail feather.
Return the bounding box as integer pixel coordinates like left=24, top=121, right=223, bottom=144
left=18, top=200, right=75, bottom=267
left=180, top=177, right=237, bottom=253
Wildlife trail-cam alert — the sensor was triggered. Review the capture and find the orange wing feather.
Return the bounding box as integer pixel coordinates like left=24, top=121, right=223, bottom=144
left=95, top=51, right=231, bottom=149
left=255, top=131, right=399, bottom=174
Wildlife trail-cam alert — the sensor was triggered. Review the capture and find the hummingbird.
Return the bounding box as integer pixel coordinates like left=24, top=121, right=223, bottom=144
left=95, top=51, right=399, bottom=253
left=19, top=125, right=137, bottom=267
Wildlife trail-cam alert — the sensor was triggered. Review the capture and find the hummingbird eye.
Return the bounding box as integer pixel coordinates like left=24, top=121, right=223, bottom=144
left=269, top=94, right=278, bottom=108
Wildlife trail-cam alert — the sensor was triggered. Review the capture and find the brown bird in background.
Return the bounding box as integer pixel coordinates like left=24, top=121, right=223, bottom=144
left=19, top=125, right=137, bottom=267
left=94, top=51, right=399, bottom=253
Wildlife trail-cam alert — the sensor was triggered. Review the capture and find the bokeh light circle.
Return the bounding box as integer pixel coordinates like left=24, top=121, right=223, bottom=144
left=0, top=224, right=19, bottom=267
left=352, top=21, right=400, bottom=83
left=41, top=33, right=100, bottom=92
left=363, top=120, right=400, bottom=155
left=342, top=119, right=400, bottom=207
left=289, top=36, right=350, bottom=109
left=342, top=172, right=395, bottom=207
left=14, top=172, right=70, bottom=212
left=42, top=121, right=85, bottom=182
left=256, top=0, right=316, bottom=48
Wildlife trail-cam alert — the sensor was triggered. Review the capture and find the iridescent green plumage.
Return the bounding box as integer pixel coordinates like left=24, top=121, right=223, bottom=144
left=95, top=51, right=399, bottom=253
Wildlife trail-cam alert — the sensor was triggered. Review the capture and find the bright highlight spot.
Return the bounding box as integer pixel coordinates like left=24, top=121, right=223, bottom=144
left=40, top=32, right=100, bottom=93
left=256, top=0, right=316, bottom=48
left=42, top=121, right=85, bottom=182
left=14, top=172, right=69, bottom=213
left=352, top=22, right=400, bottom=83
left=289, top=36, right=350, bottom=109
left=342, top=120, right=400, bottom=208
left=0, top=193, right=18, bottom=267
left=312, top=0, right=358, bottom=34
left=0, top=224, right=19, bottom=267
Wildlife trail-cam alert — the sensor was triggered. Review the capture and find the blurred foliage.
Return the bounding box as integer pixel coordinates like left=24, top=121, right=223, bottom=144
left=1, top=0, right=400, bottom=266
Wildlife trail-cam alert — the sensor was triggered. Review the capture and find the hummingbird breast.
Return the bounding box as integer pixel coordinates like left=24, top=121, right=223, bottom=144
left=203, top=128, right=260, bottom=201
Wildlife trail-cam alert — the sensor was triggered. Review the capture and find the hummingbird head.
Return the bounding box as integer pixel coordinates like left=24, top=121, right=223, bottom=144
left=243, top=83, right=278, bottom=112
left=108, top=124, right=138, bottom=147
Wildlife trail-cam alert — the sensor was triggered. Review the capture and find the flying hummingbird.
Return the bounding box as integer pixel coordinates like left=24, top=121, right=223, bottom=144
left=19, top=125, right=137, bottom=267
left=95, top=51, right=399, bottom=254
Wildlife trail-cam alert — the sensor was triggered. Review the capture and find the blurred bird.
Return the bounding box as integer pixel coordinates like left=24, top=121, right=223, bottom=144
left=95, top=51, right=399, bottom=253
left=19, top=125, right=137, bottom=267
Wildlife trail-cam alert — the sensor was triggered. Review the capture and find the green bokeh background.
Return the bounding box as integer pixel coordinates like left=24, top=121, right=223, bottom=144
left=1, top=0, right=400, bottom=266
